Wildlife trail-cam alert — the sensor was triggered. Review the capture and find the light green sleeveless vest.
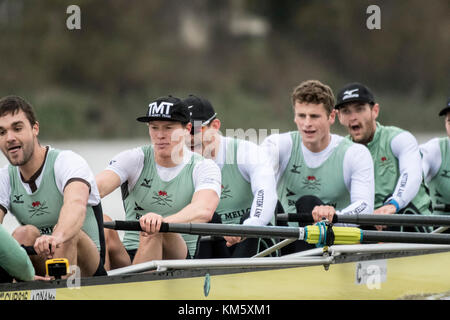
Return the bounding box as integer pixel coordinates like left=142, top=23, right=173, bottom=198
left=215, top=138, right=253, bottom=224
left=122, top=145, right=203, bottom=257
left=363, top=123, right=431, bottom=214
left=428, top=137, right=450, bottom=215
left=277, top=132, right=352, bottom=227
left=8, top=149, right=101, bottom=250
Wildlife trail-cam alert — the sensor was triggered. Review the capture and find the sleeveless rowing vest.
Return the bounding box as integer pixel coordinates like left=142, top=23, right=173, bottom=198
left=215, top=138, right=253, bottom=225
left=277, top=131, right=352, bottom=227
left=428, top=137, right=450, bottom=215
left=122, top=145, right=203, bottom=257
left=8, top=149, right=101, bottom=250
left=362, top=123, right=431, bottom=214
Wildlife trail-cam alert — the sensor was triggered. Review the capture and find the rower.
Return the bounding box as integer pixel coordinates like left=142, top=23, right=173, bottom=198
left=0, top=96, right=106, bottom=278
left=420, top=98, right=450, bottom=220
left=96, top=95, right=221, bottom=268
left=0, top=224, right=35, bottom=283
left=261, top=80, right=375, bottom=254
left=183, top=94, right=278, bottom=258
left=335, top=83, right=432, bottom=233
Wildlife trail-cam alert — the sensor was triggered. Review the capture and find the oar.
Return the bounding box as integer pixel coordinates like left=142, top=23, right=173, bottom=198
left=103, top=220, right=450, bottom=245
left=277, top=212, right=450, bottom=227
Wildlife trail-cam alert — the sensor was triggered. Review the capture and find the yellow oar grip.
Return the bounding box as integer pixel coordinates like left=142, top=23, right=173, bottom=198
left=305, top=225, right=362, bottom=245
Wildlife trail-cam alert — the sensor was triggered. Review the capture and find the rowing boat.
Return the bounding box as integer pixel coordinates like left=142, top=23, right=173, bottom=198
left=1, top=243, right=449, bottom=300
left=1, top=216, right=450, bottom=300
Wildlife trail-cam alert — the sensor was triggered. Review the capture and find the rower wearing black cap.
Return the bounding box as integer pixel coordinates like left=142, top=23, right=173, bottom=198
left=335, top=83, right=432, bottom=232
left=96, top=95, right=221, bottom=269
left=183, top=94, right=278, bottom=258
left=420, top=98, right=450, bottom=217
left=261, top=80, right=375, bottom=254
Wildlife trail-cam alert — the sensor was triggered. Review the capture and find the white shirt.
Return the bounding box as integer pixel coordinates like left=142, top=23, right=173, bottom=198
left=420, top=137, right=449, bottom=183
left=105, top=146, right=222, bottom=198
left=387, top=131, right=425, bottom=209
left=261, top=133, right=375, bottom=217
left=213, top=136, right=277, bottom=226
left=0, top=147, right=101, bottom=211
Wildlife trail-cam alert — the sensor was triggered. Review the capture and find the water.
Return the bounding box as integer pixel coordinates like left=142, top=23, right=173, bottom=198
left=0, top=133, right=442, bottom=233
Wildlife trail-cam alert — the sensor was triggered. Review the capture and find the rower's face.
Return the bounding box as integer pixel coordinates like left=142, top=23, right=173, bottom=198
left=294, top=102, right=334, bottom=150
left=148, top=121, right=190, bottom=158
left=0, top=110, right=39, bottom=166
left=445, top=112, right=450, bottom=138
left=337, top=103, right=379, bottom=145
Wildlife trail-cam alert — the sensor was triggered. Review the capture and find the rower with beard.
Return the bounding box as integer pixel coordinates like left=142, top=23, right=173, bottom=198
left=335, top=83, right=432, bottom=232
left=420, top=98, right=450, bottom=218
left=184, top=94, right=278, bottom=258
left=0, top=96, right=106, bottom=278
left=96, top=96, right=221, bottom=269
left=261, top=80, right=374, bottom=254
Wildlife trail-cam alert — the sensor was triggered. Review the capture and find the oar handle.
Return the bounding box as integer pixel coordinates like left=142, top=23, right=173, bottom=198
left=276, top=213, right=338, bottom=224
left=104, top=220, right=169, bottom=232
left=22, top=245, right=37, bottom=255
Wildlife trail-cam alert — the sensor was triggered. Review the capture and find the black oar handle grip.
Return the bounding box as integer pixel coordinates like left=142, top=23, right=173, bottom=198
left=22, top=245, right=37, bottom=255
left=278, top=213, right=338, bottom=224
left=104, top=220, right=169, bottom=232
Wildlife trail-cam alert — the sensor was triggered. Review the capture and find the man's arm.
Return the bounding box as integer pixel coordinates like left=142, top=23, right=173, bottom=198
left=96, top=170, right=122, bottom=198
left=34, top=181, right=90, bottom=257
left=419, top=138, right=442, bottom=184
left=378, top=131, right=423, bottom=214
left=238, top=142, right=278, bottom=227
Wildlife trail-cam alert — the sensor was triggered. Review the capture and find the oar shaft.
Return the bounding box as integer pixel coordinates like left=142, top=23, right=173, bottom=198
left=277, top=213, right=450, bottom=227
left=362, top=230, right=450, bottom=244
left=104, top=221, right=301, bottom=239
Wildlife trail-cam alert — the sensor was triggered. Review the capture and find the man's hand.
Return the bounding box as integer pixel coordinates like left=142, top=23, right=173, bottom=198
left=34, top=234, right=63, bottom=259
left=373, top=204, right=397, bottom=231
left=139, top=212, right=163, bottom=235
left=224, top=236, right=244, bottom=247
left=312, top=205, right=336, bottom=223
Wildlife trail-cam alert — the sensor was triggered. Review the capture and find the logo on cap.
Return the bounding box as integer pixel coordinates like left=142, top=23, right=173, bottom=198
left=148, top=101, right=173, bottom=117
left=342, top=89, right=359, bottom=100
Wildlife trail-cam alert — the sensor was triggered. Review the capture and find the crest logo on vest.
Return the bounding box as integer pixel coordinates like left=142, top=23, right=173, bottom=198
left=220, top=185, right=232, bottom=199
left=151, top=190, right=173, bottom=207
left=28, top=200, right=50, bottom=218
left=302, top=175, right=321, bottom=191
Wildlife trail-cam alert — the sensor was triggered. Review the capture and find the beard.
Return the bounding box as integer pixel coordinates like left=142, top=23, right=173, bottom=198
left=4, top=140, right=35, bottom=167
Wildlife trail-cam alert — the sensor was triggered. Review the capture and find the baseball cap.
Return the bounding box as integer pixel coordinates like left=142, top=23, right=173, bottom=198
left=182, top=94, right=217, bottom=134
left=438, top=97, right=450, bottom=116
left=136, top=95, right=190, bottom=124
left=334, top=82, right=375, bottom=109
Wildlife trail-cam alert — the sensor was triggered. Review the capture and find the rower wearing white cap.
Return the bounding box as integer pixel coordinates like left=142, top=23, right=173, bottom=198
left=96, top=95, right=221, bottom=269
left=420, top=98, right=450, bottom=217
left=335, top=82, right=432, bottom=232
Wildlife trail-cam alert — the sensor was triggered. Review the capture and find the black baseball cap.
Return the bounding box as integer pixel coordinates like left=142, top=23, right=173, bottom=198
left=438, top=97, right=450, bottom=116
left=136, top=95, right=190, bottom=124
left=335, top=83, right=375, bottom=109
left=183, top=94, right=216, bottom=123
left=183, top=95, right=217, bottom=135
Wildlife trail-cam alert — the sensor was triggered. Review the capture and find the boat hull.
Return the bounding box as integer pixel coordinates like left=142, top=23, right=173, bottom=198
left=1, top=249, right=450, bottom=300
